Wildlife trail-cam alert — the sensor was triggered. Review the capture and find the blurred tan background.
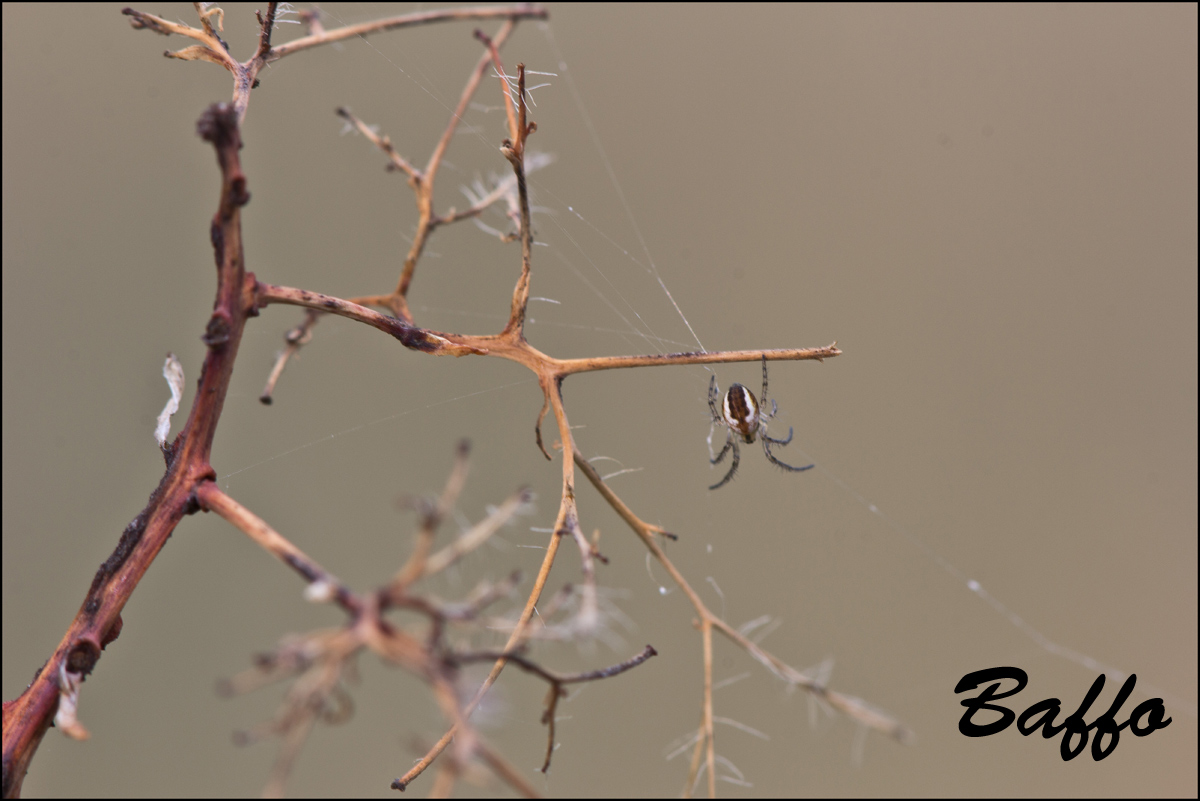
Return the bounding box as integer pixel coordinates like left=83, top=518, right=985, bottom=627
left=3, top=3, right=1195, bottom=797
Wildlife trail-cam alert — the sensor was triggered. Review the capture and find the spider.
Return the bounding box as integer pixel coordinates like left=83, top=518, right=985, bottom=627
left=707, top=356, right=813, bottom=490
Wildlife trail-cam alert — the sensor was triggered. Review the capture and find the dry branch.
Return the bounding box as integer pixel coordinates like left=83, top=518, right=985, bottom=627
left=1, top=5, right=911, bottom=798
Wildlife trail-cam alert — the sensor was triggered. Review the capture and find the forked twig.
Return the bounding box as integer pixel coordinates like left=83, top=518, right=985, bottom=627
left=452, top=645, right=658, bottom=773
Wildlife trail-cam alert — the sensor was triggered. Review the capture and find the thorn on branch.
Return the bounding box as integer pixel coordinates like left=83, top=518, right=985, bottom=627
left=260, top=309, right=321, bottom=404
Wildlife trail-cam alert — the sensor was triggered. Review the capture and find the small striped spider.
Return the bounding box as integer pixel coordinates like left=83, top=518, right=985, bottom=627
left=707, top=356, right=813, bottom=490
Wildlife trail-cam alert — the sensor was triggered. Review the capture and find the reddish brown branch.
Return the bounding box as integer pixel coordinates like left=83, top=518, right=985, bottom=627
left=2, top=102, right=256, bottom=797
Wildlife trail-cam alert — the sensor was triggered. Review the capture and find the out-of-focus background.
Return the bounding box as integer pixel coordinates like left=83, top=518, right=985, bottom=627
left=4, top=4, right=1195, bottom=797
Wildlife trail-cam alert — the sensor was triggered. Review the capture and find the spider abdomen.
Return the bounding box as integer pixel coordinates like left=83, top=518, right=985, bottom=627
left=722, top=383, right=760, bottom=442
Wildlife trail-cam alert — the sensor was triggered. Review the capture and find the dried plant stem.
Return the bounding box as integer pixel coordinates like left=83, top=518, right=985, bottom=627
left=688, top=620, right=717, bottom=799
left=572, top=453, right=913, bottom=795
left=196, top=483, right=362, bottom=615
left=123, top=3, right=546, bottom=125
left=389, top=441, right=472, bottom=591
left=393, top=511, right=570, bottom=790
left=261, top=16, right=528, bottom=398
left=268, top=4, right=546, bottom=62
left=455, top=645, right=658, bottom=773
left=2, top=101, right=254, bottom=797
left=2, top=6, right=913, bottom=796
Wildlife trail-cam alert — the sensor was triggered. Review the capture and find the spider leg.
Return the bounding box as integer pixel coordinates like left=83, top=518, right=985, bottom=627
left=760, top=355, right=769, bottom=407
left=708, top=374, right=721, bottom=421
left=763, top=425, right=793, bottom=446
left=710, top=432, right=732, bottom=464
left=763, top=432, right=813, bottom=473
left=709, top=436, right=740, bottom=490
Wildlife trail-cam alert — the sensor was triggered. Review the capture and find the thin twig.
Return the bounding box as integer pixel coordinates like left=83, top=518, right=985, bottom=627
left=196, top=482, right=363, bottom=616
left=268, top=5, right=546, bottom=62
left=453, top=646, right=658, bottom=772
left=389, top=440, right=473, bottom=590
left=124, top=4, right=547, bottom=124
